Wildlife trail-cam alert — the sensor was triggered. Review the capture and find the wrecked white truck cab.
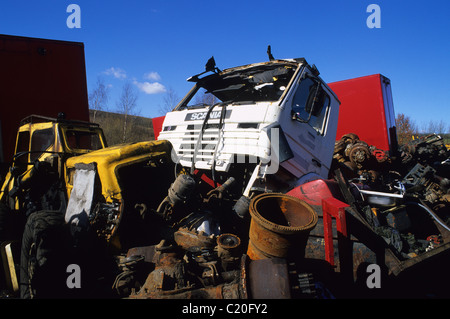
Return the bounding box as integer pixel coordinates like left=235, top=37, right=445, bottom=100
left=158, top=57, right=340, bottom=200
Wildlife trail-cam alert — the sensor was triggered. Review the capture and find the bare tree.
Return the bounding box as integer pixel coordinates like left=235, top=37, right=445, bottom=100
left=423, top=119, right=448, bottom=135
left=116, top=82, right=139, bottom=143
left=89, top=77, right=109, bottom=123
left=159, top=86, right=180, bottom=115
left=396, top=113, right=418, bottom=145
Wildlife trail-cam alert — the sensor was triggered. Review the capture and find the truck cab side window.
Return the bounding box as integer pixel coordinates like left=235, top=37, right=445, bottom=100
left=291, top=76, right=330, bottom=134
left=14, top=131, right=30, bottom=167
left=309, top=88, right=330, bottom=134
left=30, top=128, right=54, bottom=162
left=66, top=130, right=103, bottom=151
left=292, top=77, right=316, bottom=120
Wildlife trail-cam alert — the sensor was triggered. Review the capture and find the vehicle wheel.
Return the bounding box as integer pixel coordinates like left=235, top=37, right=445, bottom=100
left=19, top=210, right=71, bottom=299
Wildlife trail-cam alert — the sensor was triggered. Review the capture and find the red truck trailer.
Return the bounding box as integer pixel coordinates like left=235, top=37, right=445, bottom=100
left=0, top=34, right=90, bottom=173
left=328, top=74, right=398, bottom=154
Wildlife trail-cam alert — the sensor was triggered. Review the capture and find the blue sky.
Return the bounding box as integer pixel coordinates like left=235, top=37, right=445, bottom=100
left=1, top=0, right=449, bottom=132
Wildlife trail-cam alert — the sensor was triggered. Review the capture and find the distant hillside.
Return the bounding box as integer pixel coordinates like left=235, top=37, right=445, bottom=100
left=89, top=109, right=155, bottom=146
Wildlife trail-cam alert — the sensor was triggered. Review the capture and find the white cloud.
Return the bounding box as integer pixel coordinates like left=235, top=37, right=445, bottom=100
left=143, top=71, right=161, bottom=82
left=134, top=81, right=166, bottom=94
left=103, top=67, right=127, bottom=79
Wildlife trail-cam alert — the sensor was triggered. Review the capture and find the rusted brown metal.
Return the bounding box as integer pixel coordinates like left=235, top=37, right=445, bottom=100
left=129, top=252, right=250, bottom=299
left=130, top=282, right=242, bottom=299
left=126, top=245, right=158, bottom=263
left=247, top=258, right=291, bottom=299
left=217, top=233, right=242, bottom=271
left=347, top=143, right=371, bottom=169
left=173, top=227, right=216, bottom=250
left=247, top=193, right=318, bottom=260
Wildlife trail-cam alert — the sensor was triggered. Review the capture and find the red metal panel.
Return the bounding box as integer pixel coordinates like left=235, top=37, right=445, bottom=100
left=152, top=115, right=165, bottom=140
left=322, top=197, right=349, bottom=267
left=328, top=74, right=392, bottom=152
left=287, top=179, right=344, bottom=206
left=0, top=35, right=89, bottom=164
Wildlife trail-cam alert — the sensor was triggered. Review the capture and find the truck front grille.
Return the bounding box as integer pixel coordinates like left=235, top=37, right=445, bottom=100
left=179, top=124, right=219, bottom=161
left=160, top=123, right=263, bottom=171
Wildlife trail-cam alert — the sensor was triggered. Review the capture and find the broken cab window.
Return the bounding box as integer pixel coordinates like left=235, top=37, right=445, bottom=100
left=14, top=131, right=30, bottom=167
left=181, top=63, right=297, bottom=109
left=65, top=130, right=103, bottom=151
left=291, top=77, right=330, bottom=134
left=30, top=128, right=54, bottom=162
left=187, top=88, right=222, bottom=109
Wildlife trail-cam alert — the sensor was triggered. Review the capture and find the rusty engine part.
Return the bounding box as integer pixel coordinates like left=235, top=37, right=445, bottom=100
left=125, top=235, right=314, bottom=299
left=399, top=134, right=449, bottom=172
left=126, top=236, right=247, bottom=299
left=333, top=133, right=391, bottom=183
left=402, top=164, right=449, bottom=204
left=346, top=142, right=371, bottom=170
left=333, top=132, right=450, bottom=261
left=246, top=193, right=318, bottom=260
left=156, top=173, right=196, bottom=222
left=90, top=201, right=121, bottom=242
left=216, top=233, right=242, bottom=271
left=206, top=177, right=236, bottom=201
left=120, top=172, right=251, bottom=299
left=113, top=254, right=147, bottom=296
left=118, top=170, right=321, bottom=300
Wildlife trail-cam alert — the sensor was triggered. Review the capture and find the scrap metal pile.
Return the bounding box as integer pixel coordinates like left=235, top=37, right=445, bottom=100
left=332, top=133, right=450, bottom=259
left=112, top=174, right=319, bottom=299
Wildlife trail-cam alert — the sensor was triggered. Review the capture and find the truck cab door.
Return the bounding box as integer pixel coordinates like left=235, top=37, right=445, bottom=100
left=279, top=70, right=333, bottom=181
left=13, top=130, right=31, bottom=174
left=0, top=130, right=29, bottom=203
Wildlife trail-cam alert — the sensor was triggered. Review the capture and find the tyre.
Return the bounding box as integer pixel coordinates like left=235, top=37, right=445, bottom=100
left=19, top=210, right=71, bottom=299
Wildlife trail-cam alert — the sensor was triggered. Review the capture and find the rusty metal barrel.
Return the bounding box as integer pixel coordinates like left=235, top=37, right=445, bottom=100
left=246, top=193, right=318, bottom=260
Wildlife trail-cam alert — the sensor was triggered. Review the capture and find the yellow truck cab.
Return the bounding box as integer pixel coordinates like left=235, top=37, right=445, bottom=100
left=0, top=114, right=107, bottom=211
left=0, top=114, right=107, bottom=297
left=0, top=114, right=176, bottom=298
left=63, top=139, right=174, bottom=252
